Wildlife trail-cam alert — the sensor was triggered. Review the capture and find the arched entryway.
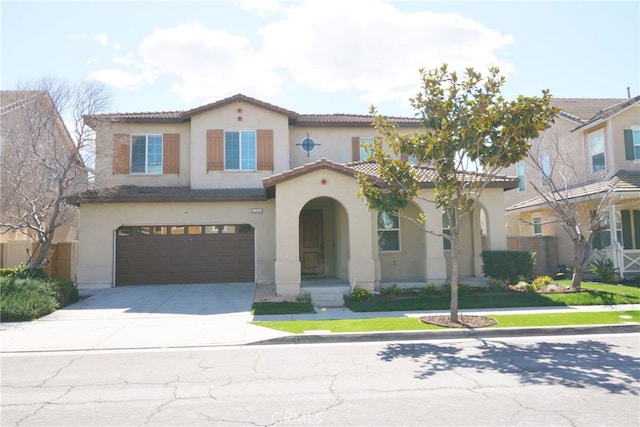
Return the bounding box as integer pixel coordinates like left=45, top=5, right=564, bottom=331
left=299, top=197, right=350, bottom=281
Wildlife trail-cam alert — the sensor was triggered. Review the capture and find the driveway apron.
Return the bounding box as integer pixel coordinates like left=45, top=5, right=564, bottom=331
left=0, top=283, right=289, bottom=352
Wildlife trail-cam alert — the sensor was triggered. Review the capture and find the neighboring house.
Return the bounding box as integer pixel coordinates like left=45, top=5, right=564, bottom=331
left=504, top=96, right=640, bottom=279
left=0, top=91, right=84, bottom=269
left=71, top=94, right=517, bottom=296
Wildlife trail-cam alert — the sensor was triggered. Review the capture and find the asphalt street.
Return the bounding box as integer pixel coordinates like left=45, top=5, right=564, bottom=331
left=2, top=332, right=639, bottom=426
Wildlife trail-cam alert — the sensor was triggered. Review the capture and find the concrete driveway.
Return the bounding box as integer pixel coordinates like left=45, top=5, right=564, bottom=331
left=0, top=283, right=289, bottom=352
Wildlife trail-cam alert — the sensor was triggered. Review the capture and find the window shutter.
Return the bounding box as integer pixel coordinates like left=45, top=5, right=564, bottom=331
left=113, top=133, right=130, bottom=174
left=162, top=134, right=180, bottom=174
left=207, top=129, right=224, bottom=171
left=621, top=210, right=633, bottom=249
left=624, top=129, right=635, bottom=160
left=352, top=137, right=360, bottom=161
left=257, top=129, right=274, bottom=170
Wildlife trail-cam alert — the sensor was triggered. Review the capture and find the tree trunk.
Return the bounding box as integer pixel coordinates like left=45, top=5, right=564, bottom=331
left=450, top=236, right=459, bottom=323
left=571, top=267, right=583, bottom=290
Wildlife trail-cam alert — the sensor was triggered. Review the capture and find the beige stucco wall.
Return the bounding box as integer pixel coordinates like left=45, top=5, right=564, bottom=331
left=288, top=127, right=377, bottom=167
left=76, top=200, right=275, bottom=289
left=608, top=105, right=640, bottom=171
left=94, top=122, right=191, bottom=188
left=190, top=101, right=290, bottom=189
left=273, top=169, right=376, bottom=295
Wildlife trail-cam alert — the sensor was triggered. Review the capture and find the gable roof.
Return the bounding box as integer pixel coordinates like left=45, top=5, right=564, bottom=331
left=262, top=158, right=519, bottom=199
left=1, top=90, right=49, bottom=115
left=84, top=93, right=421, bottom=128
left=506, top=169, right=640, bottom=212
left=553, top=96, right=640, bottom=127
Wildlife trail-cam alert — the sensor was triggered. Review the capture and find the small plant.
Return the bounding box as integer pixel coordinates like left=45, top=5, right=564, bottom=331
left=345, top=286, right=372, bottom=302
left=385, top=283, right=403, bottom=296
left=589, top=256, right=619, bottom=283
left=533, top=275, right=553, bottom=289
left=441, top=283, right=472, bottom=296
left=511, top=281, right=531, bottom=292
left=543, top=283, right=561, bottom=293
left=555, top=264, right=573, bottom=280
left=420, top=284, right=441, bottom=296
left=485, top=280, right=506, bottom=293
left=296, top=291, right=312, bottom=304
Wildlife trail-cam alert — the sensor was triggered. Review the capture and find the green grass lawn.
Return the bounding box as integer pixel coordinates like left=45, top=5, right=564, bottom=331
left=344, top=282, right=640, bottom=312
left=253, top=310, right=640, bottom=334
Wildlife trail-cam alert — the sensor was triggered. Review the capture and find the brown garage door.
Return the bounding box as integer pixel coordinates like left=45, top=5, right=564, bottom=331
left=115, top=224, right=254, bottom=285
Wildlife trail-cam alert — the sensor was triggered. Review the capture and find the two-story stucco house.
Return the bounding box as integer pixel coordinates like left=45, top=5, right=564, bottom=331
left=71, top=94, right=517, bottom=297
left=504, top=96, right=640, bottom=280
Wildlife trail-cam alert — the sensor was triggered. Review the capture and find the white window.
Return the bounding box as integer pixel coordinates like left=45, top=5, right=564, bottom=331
left=225, top=130, right=256, bottom=170
left=360, top=137, right=373, bottom=161
left=540, top=154, right=551, bottom=186
left=634, top=130, right=640, bottom=160
left=131, top=134, right=162, bottom=174
left=588, top=129, right=606, bottom=172
left=517, top=163, right=525, bottom=192
left=377, top=211, right=400, bottom=251
left=533, top=217, right=542, bottom=235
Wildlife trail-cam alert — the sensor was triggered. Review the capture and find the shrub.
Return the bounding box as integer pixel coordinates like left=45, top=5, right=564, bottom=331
left=0, top=265, right=45, bottom=278
left=420, top=284, right=441, bottom=296
left=589, top=257, right=619, bottom=283
left=485, top=279, right=506, bottom=293
left=385, top=283, right=403, bottom=296
left=533, top=275, right=554, bottom=289
left=441, top=283, right=472, bottom=296
left=0, top=276, right=78, bottom=322
left=296, top=291, right=312, bottom=304
left=345, top=286, right=372, bottom=302
left=481, top=250, right=536, bottom=284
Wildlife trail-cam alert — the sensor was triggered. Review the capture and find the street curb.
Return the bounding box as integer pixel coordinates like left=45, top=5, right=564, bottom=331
left=248, top=323, right=640, bottom=345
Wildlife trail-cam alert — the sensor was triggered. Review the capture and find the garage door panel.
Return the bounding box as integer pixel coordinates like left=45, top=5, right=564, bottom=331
left=116, top=224, right=254, bottom=285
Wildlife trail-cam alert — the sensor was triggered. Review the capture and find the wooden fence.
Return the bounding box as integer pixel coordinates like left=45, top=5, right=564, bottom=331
left=507, top=235, right=558, bottom=277
left=0, top=241, right=78, bottom=281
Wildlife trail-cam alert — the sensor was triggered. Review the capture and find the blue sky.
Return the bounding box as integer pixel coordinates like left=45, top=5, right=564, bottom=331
left=2, top=0, right=639, bottom=116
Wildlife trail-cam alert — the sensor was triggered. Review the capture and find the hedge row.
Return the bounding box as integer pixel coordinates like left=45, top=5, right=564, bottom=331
left=481, top=250, right=536, bottom=284
left=0, top=276, right=79, bottom=322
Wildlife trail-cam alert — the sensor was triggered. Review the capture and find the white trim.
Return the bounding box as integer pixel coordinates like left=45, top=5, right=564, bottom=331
left=223, top=129, right=257, bottom=171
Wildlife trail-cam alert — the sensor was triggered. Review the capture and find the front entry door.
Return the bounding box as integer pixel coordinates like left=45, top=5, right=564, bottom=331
left=300, top=210, right=324, bottom=275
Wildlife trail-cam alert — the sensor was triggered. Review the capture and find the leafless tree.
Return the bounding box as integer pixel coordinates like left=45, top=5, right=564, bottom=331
left=0, top=78, right=110, bottom=271
left=526, top=128, right=621, bottom=289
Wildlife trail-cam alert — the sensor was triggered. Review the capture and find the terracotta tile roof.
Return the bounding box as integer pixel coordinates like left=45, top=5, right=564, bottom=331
left=553, top=97, right=640, bottom=126
left=506, top=170, right=640, bottom=211
left=67, top=186, right=266, bottom=205
left=295, top=114, right=421, bottom=127
left=0, top=90, right=47, bottom=115
left=262, top=159, right=519, bottom=192
left=262, top=158, right=357, bottom=189
left=348, top=161, right=520, bottom=189
left=84, top=93, right=420, bottom=128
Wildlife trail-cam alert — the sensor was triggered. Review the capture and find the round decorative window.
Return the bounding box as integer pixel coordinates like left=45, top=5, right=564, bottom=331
left=300, top=137, right=316, bottom=153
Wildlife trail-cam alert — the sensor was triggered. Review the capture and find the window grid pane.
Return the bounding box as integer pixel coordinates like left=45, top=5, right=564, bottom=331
left=225, top=131, right=240, bottom=170
left=147, top=135, right=163, bottom=173
left=241, top=131, right=256, bottom=170
left=131, top=136, right=147, bottom=173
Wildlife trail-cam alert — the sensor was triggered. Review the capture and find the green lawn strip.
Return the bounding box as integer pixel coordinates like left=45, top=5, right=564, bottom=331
left=252, top=310, right=640, bottom=334
left=345, top=282, right=640, bottom=312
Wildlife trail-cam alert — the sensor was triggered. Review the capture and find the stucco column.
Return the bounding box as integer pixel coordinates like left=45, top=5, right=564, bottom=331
left=348, top=204, right=376, bottom=292
left=421, top=198, right=447, bottom=284
left=485, top=192, right=507, bottom=250
left=472, top=208, right=484, bottom=277
left=274, top=186, right=301, bottom=297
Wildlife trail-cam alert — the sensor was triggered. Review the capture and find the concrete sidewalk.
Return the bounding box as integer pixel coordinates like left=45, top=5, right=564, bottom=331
left=1, top=281, right=638, bottom=353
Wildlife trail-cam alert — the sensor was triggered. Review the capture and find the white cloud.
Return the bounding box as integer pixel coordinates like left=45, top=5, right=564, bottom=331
left=137, top=22, right=282, bottom=102
left=93, top=33, right=109, bottom=46
left=87, top=1, right=514, bottom=107
left=87, top=68, right=156, bottom=89
left=260, top=0, right=514, bottom=104
left=237, top=0, right=282, bottom=13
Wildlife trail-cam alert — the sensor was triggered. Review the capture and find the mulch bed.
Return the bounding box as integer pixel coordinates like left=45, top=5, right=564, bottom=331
left=420, top=314, right=497, bottom=328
